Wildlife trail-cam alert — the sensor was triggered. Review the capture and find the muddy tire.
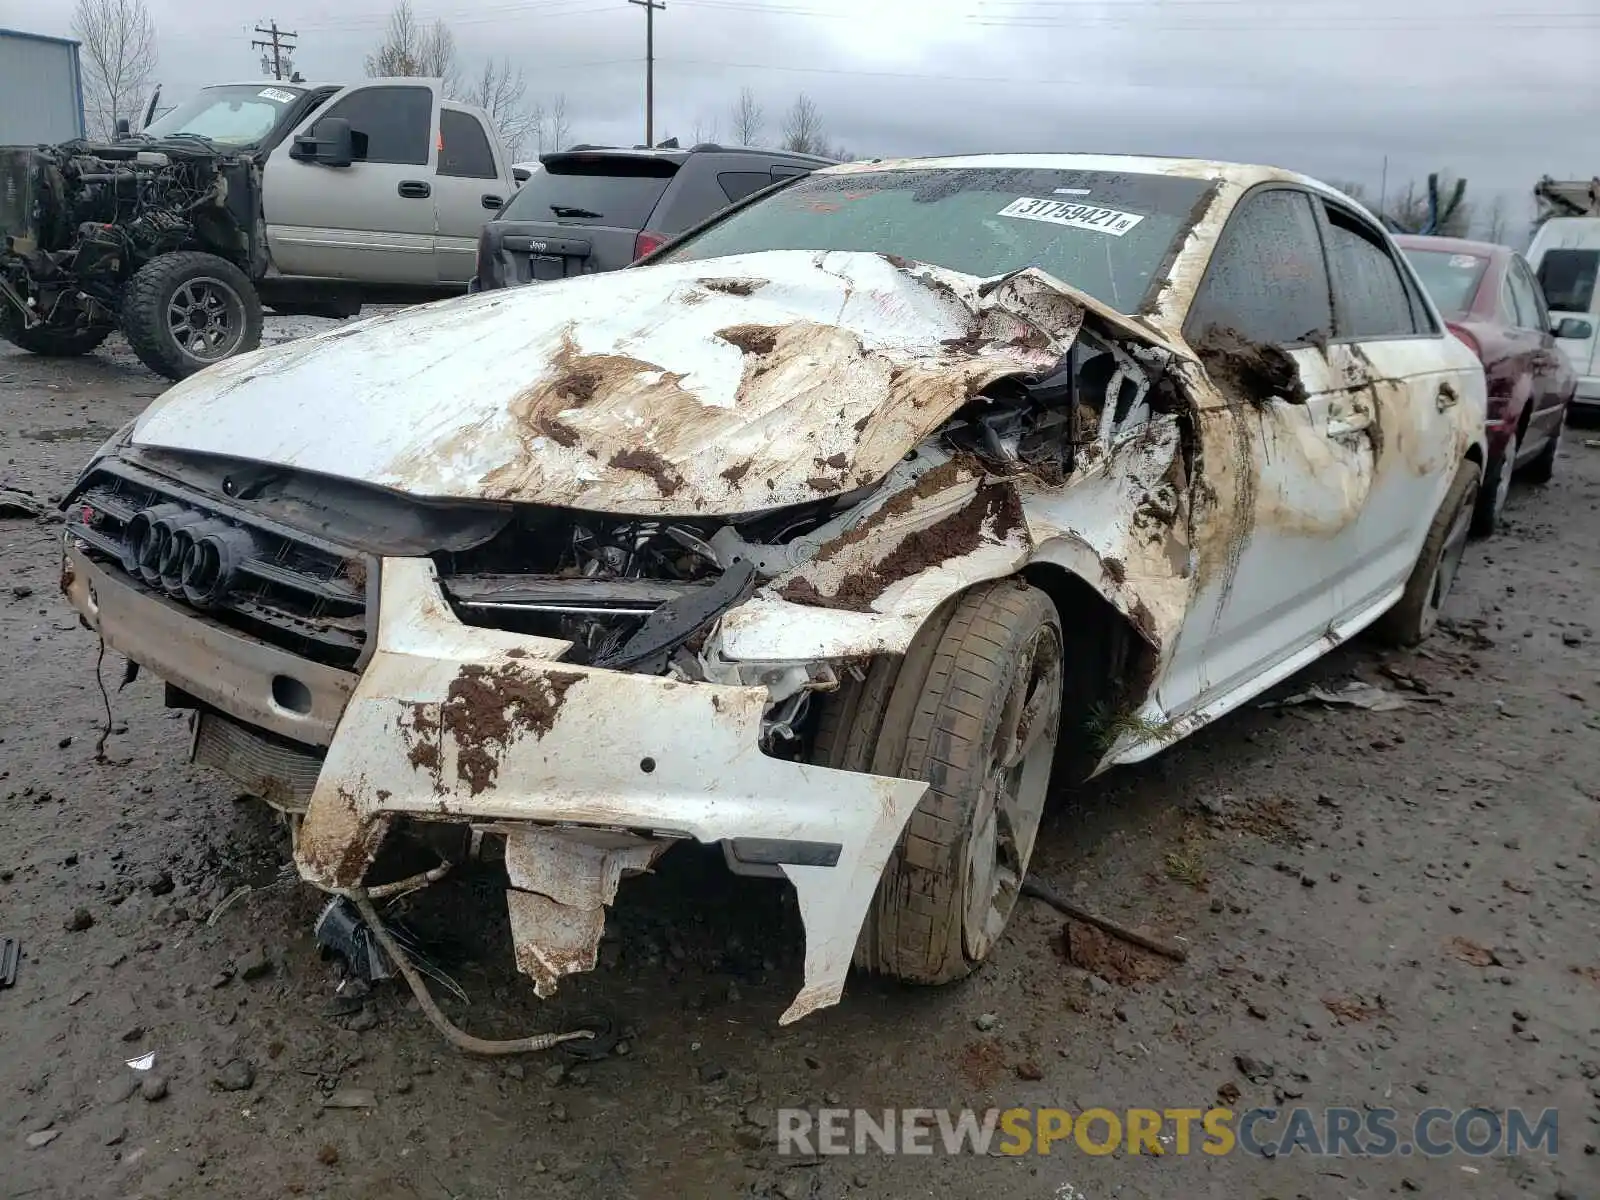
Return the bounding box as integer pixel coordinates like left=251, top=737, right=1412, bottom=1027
left=121, top=252, right=262, bottom=380
left=1521, top=410, right=1563, bottom=485
left=813, top=581, right=1064, bottom=985
left=0, top=306, right=112, bottom=357
left=1471, top=428, right=1516, bottom=537
left=1373, top=459, right=1480, bottom=648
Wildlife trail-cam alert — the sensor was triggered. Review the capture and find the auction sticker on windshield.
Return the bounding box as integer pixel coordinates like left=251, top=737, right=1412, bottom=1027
left=258, top=88, right=297, bottom=103
left=998, top=197, right=1145, bottom=236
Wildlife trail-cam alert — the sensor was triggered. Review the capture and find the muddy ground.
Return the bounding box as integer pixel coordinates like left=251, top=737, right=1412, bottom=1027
left=2, top=332, right=1598, bottom=1200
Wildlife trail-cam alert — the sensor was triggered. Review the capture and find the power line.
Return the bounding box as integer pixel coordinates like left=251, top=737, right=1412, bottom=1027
left=251, top=20, right=299, bottom=81
left=628, top=0, right=666, bottom=146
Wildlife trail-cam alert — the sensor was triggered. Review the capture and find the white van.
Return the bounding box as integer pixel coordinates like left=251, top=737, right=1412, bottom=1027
left=1529, top=217, right=1600, bottom=416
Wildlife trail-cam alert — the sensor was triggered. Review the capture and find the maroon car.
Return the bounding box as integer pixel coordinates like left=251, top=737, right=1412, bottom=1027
left=1396, top=235, right=1579, bottom=534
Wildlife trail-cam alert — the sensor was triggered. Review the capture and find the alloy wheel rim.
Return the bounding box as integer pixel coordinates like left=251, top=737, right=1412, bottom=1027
left=167, top=277, right=246, bottom=362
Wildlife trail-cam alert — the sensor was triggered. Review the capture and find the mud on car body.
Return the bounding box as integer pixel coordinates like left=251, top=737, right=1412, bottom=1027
left=59, top=155, right=1486, bottom=1027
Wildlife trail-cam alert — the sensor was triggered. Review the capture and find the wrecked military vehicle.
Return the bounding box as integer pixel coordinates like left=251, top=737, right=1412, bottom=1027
left=59, top=157, right=1486, bottom=1039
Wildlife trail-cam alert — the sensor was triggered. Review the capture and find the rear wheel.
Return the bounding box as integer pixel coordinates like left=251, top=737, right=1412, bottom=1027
left=813, top=581, right=1064, bottom=985
left=0, top=305, right=112, bottom=357
left=1520, top=407, right=1564, bottom=485
left=1471, top=427, right=1517, bottom=537
left=1374, top=459, right=1480, bottom=647
left=121, top=252, right=262, bottom=380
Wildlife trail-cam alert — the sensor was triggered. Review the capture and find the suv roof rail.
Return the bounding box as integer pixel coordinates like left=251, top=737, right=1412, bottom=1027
left=689, top=141, right=723, bottom=152
left=564, top=143, right=612, bottom=152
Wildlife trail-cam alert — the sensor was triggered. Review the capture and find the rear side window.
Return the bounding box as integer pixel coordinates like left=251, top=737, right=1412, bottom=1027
left=1506, top=259, right=1547, bottom=330
left=438, top=110, right=496, bottom=179
left=1188, top=189, right=1333, bottom=346
left=1323, top=209, right=1417, bottom=337
left=499, top=155, right=677, bottom=226
left=317, top=85, right=431, bottom=166
left=718, top=171, right=774, bottom=204
left=1536, top=248, right=1599, bottom=312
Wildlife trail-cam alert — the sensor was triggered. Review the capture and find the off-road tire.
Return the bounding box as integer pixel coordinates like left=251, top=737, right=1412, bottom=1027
left=121, top=251, right=262, bottom=380
left=1520, top=408, right=1564, bottom=485
left=1373, top=459, right=1480, bottom=648
left=813, top=580, right=1064, bottom=985
left=0, top=306, right=112, bottom=357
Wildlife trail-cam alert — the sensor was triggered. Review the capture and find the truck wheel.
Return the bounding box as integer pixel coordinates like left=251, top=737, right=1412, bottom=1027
left=812, top=581, right=1064, bottom=985
left=121, top=252, right=262, bottom=380
left=0, top=307, right=112, bottom=357
left=1373, top=458, right=1480, bottom=648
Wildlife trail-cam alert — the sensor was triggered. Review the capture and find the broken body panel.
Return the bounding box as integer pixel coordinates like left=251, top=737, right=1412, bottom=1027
left=61, top=156, right=1485, bottom=1024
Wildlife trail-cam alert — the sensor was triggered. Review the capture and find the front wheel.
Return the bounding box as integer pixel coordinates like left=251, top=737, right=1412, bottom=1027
left=1373, top=459, right=1480, bottom=648
left=121, top=252, right=262, bottom=380
left=813, top=581, right=1064, bottom=985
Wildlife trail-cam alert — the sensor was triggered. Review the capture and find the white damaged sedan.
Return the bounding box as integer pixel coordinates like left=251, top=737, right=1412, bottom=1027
left=61, top=155, right=1485, bottom=1027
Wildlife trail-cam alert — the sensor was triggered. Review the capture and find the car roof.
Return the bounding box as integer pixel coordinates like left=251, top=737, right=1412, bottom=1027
left=816, top=153, right=1341, bottom=192
left=1392, top=233, right=1508, bottom=259
left=541, top=145, right=836, bottom=168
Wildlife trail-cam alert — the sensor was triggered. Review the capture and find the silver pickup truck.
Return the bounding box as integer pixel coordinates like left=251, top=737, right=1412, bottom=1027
left=0, top=77, right=514, bottom=379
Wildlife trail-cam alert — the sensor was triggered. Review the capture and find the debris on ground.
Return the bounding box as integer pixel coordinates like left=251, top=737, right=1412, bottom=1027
left=1447, top=936, right=1498, bottom=966
left=320, top=1087, right=377, bottom=1109
left=1024, top=876, right=1188, bottom=962
left=0, top=488, right=42, bottom=519
left=125, top=1051, right=156, bottom=1072
left=1323, top=994, right=1387, bottom=1024
left=0, top=936, right=18, bottom=988
left=26, top=1129, right=60, bottom=1148
left=1264, top=681, right=1426, bottom=712
left=1060, top=920, right=1172, bottom=986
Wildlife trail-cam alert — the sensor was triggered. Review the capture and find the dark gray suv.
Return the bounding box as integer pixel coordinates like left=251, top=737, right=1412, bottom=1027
left=472, top=144, right=834, bottom=291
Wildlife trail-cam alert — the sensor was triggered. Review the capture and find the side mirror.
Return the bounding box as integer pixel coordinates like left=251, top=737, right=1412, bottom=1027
left=1553, top=316, right=1594, bottom=340
left=114, top=117, right=131, bottom=139
left=291, top=116, right=355, bottom=168
left=513, top=167, right=531, bottom=184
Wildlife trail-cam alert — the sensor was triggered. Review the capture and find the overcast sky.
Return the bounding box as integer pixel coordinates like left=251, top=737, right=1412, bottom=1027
left=6, top=0, right=1594, bottom=241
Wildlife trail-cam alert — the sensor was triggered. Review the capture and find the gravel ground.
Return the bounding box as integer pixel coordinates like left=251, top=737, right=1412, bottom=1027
left=1, top=331, right=1598, bottom=1200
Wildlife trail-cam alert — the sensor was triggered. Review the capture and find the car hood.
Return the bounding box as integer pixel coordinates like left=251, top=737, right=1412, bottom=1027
left=132, top=250, right=1175, bottom=516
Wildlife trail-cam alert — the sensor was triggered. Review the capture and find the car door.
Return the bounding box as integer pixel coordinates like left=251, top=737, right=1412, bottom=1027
left=432, top=105, right=507, bottom=284
left=262, top=80, right=439, bottom=284
left=1506, top=254, right=1567, bottom=453
left=1168, top=186, right=1375, bottom=719
left=1315, top=197, right=1474, bottom=616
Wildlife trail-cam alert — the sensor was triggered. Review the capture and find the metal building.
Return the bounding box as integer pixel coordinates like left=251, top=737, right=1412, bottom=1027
left=0, top=28, right=87, bottom=145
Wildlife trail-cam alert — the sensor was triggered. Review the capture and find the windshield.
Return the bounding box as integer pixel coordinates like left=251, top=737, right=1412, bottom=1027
left=658, top=167, right=1212, bottom=313
left=1401, top=248, right=1488, bottom=317
left=143, top=84, right=304, bottom=146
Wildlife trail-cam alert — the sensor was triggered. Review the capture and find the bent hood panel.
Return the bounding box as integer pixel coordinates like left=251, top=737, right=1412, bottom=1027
left=132, top=251, right=1151, bottom=515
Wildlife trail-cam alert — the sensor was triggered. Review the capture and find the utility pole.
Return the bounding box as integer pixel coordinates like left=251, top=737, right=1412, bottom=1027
left=251, top=21, right=299, bottom=82
left=628, top=0, right=665, bottom=146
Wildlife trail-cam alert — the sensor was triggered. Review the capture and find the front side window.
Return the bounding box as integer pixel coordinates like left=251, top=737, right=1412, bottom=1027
left=660, top=167, right=1212, bottom=315
left=317, top=86, right=432, bottom=166
left=1186, top=189, right=1332, bottom=345
left=1536, top=248, right=1600, bottom=313
left=1323, top=209, right=1417, bottom=338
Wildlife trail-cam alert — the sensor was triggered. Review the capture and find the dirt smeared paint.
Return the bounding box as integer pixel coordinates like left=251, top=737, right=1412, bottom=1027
left=1192, top=325, right=1308, bottom=407
left=299, top=786, right=391, bottom=889
left=781, top=482, right=1023, bottom=612
left=701, top=278, right=766, bottom=297
left=720, top=461, right=752, bottom=486
left=608, top=448, right=683, bottom=496
left=536, top=415, right=580, bottom=448
left=716, top=324, right=780, bottom=356
left=1102, top=556, right=1127, bottom=586
left=433, top=664, right=585, bottom=796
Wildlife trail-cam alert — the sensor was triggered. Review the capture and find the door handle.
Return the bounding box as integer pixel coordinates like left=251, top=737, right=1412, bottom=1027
left=481, top=194, right=503, bottom=210
left=398, top=180, right=431, bottom=199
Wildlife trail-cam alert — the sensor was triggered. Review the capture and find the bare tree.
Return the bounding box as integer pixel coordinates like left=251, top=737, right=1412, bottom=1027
left=691, top=114, right=720, bottom=145
left=465, top=58, right=536, bottom=159
left=548, top=93, right=572, bottom=152
left=729, top=86, right=763, bottom=146
left=73, top=0, right=157, bottom=139
left=779, top=93, right=826, bottom=156
left=364, top=0, right=459, bottom=94
left=529, top=99, right=547, bottom=157
left=1481, top=194, right=1509, bottom=245
left=1328, top=179, right=1369, bottom=206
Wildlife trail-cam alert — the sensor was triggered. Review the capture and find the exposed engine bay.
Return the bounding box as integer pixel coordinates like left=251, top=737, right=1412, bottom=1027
left=0, top=141, right=256, bottom=336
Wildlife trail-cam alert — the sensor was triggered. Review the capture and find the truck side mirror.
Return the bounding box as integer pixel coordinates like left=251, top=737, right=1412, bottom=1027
left=114, top=117, right=131, bottom=139
left=291, top=116, right=355, bottom=168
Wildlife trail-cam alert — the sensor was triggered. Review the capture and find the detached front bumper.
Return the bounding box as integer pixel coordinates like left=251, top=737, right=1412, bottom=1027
left=66, top=545, right=927, bottom=1024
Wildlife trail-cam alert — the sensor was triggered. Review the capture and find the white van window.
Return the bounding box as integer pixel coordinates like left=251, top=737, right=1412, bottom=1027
left=1536, top=248, right=1599, bottom=312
